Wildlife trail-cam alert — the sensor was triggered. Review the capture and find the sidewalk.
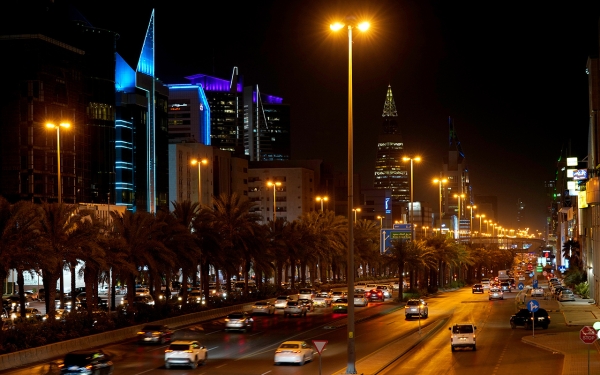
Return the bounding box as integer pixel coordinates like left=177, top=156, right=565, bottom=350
left=519, top=290, right=600, bottom=375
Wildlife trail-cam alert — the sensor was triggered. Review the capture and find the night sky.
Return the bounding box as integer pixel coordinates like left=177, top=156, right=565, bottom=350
left=68, top=0, right=600, bottom=233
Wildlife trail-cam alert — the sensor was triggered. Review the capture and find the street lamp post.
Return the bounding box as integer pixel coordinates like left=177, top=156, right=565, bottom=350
left=453, top=193, right=465, bottom=238
left=466, top=205, right=476, bottom=237
left=433, top=178, right=447, bottom=232
left=403, top=156, right=421, bottom=241
left=267, top=181, right=282, bottom=222
left=377, top=215, right=384, bottom=228
left=331, top=17, right=370, bottom=374
left=352, top=208, right=361, bottom=223
left=46, top=122, right=70, bottom=204
left=316, top=196, right=329, bottom=212
left=477, top=214, right=486, bottom=237
left=191, top=158, right=208, bottom=205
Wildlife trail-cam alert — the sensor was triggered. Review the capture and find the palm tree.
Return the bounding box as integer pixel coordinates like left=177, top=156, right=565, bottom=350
left=354, top=219, right=380, bottom=278
left=170, top=200, right=203, bottom=300
left=562, top=238, right=582, bottom=269
left=210, top=192, right=261, bottom=297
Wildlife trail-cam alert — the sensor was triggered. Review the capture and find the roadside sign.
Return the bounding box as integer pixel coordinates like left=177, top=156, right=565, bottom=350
left=527, top=264, right=533, bottom=271
left=529, top=272, right=534, bottom=278
left=580, top=326, right=597, bottom=344
left=527, top=299, right=540, bottom=313
left=518, top=283, right=524, bottom=290
left=393, top=223, right=412, bottom=230
left=312, top=340, right=328, bottom=354
left=381, top=229, right=411, bottom=254
left=533, top=279, right=538, bottom=288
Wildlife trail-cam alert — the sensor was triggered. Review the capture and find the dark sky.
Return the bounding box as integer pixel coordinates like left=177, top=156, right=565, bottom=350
left=69, top=0, right=600, bottom=233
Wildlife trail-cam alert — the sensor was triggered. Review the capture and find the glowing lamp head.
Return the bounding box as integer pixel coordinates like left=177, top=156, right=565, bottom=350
left=357, top=22, right=370, bottom=31
left=330, top=22, right=345, bottom=31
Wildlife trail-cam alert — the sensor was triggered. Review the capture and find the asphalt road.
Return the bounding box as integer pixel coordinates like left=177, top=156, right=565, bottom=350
left=1, top=287, right=569, bottom=375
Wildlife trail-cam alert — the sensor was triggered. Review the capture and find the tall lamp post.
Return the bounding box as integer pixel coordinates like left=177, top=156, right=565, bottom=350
left=466, top=205, right=476, bottom=237
left=267, top=181, right=282, bottom=222
left=377, top=215, right=384, bottom=228
left=46, top=122, right=70, bottom=204
left=477, top=214, right=486, bottom=237
left=433, top=178, right=447, bottom=232
left=352, top=208, right=361, bottom=223
left=403, top=156, right=421, bottom=241
left=331, top=17, right=370, bottom=374
left=316, top=196, right=328, bottom=212
left=453, top=193, right=465, bottom=238
left=190, top=158, right=208, bottom=205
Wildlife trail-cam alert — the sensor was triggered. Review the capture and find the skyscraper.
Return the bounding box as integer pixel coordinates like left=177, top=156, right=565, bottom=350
left=374, top=85, right=408, bottom=202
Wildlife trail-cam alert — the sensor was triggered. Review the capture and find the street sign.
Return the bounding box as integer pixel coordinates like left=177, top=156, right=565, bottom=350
left=527, top=264, right=533, bottom=271
left=393, top=223, right=412, bottom=230
left=580, top=326, right=597, bottom=344
left=527, top=299, right=540, bottom=313
left=381, top=229, right=411, bottom=254
left=558, top=265, right=566, bottom=273
left=529, top=272, right=534, bottom=278
left=533, top=279, right=538, bottom=288
left=518, top=283, right=524, bottom=290
left=312, top=340, right=328, bottom=354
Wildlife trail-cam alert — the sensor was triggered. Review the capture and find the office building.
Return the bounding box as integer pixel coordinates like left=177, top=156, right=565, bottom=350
left=441, top=117, right=471, bottom=220
left=374, top=85, right=408, bottom=202
left=166, top=84, right=211, bottom=145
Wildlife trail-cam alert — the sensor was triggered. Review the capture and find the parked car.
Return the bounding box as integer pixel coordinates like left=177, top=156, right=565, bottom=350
left=164, top=340, right=207, bottom=369
left=405, top=299, right=428, bottom=318
left=251, top=301, right=275, bottom=315
left=353, top=294, right=368, bottom=307
left=449, top=323, right=477, bottom=351
left=510, top=308, right=551, bottom=329
left=331, top=298, right=349, bottom=314
left=138, top=324, right=172, bottom=344
left=488, top=287, right=504, bottom=300
left=59, top=349, right=114, bottom=374
left=274, top=295, right=294, bottom=309
left=558, top=289, right=576, bottom=302
left=284, top=300, right=308, bottom=317
left=472, top=284, right=484, bottom=293
left=274, top=340, right=315, bottom=366
left=224, top=312, right=254, bottom=332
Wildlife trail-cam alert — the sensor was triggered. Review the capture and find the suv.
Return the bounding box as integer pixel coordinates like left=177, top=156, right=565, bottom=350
left=472, top=284, right=484, bottom=293
left=164, top=340, right=207, bottom=369
left=500, top=282, right=511, bottom=292
left=449, top=323, right=477, bottom=351
left=60, top=349, right=114, bottom=374
left=405, top=299, right=428, bottom=318
left=510, top=308, right=551, bottom=329
left=284, top=300, right=308, bottom=317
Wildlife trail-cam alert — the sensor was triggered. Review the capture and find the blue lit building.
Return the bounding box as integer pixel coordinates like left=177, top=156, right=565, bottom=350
left=166, top=84, right=211, bottom=145
left=115, top=10, right=169, bottom=212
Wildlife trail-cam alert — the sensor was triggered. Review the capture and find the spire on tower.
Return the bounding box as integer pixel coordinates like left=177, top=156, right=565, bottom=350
left=382, top=84, right=398, bottom=117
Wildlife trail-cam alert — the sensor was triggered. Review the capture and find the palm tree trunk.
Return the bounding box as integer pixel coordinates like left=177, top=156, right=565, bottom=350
left=70, top=265, right=77, bottom=308
left=17, top=270, right=26, bottom=317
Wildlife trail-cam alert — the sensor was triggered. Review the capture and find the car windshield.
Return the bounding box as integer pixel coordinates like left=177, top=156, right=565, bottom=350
left=228, top=313, right=244, bottom=319
left=64, top=353, right=102, bottom=366
left=355, top=294, right=364, bottom=298
left=299, top=289, right=312, bottom=293
left=254, top=302, right=267, bottom=306
left=287, top=301, right=298, bottom=306
left=280, top=343, right=299, bottom=349
left=407, top=300, right=420, bottom=306
left=334, top=298, right=348, bottom=303
left=474, top=284, right=482, bottom=287
left=277, top=296, right=289, bottom=300
left=452, top=325, right=473, bottom=334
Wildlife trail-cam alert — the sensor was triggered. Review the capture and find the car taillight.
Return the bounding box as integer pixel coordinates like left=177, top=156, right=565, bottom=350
left=85, top=365, right=93, bottom=370
left=165, top=349, right=173, bottom=353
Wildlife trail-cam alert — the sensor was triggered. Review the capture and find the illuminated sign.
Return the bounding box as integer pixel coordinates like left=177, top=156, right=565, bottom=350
left=567, top=157, right=578, bottom=166
left=567, top=169, right=575, bottom=178
left=385, top=197, right=391, bottom=214
left=579, top=190, right=588, bottom=208
left=573, top=169, right=588, bottom=180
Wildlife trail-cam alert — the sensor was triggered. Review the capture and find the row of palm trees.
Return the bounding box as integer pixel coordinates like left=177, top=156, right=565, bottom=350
left=0, top=192, right=516, bottom=319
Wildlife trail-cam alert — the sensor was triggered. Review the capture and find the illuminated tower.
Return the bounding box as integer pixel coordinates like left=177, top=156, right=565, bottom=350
left=374, top=85, right=408, bottom=202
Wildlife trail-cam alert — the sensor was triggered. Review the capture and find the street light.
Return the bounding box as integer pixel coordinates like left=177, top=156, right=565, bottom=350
left=403, top=156, right=421, bottom=241
left=331, top=16, right=370, bottom=374
left=453, top=193, right=465, bottom=238
left=46, top=122, right=70, bottom=204
left=466, top=205, right=476, bottom=237
left=433, top=178, right=447, bottom=231
left=476, top=214, right=486, bottom=237
left=316, top=196, right=329, bottom=212
left=486, top=220, right=492, bottom=235
left=267, top=181, right=282, bottom=222
left=352, top=208, right=361, bottom=223
left=377, top=215, right=384, bottom=228
left=423, top=226, right=429, bottom=238
left=190, top=158, right=208, bottom=205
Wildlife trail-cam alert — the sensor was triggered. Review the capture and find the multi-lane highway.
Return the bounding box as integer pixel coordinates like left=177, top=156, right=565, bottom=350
left=1, top=287, right=568, bottom=375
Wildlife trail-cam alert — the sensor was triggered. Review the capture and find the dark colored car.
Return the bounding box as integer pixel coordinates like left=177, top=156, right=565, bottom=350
left=510, top=308, right=551, bottom=329
left=365, top=289, right=384, bottom=301
left=59, top=349, right=114, bottom=374
left=500, top=282, right=512, bottom=292
left=137, top=324, right=173, bottom=344
left=472, top=284, right=484, bottom=293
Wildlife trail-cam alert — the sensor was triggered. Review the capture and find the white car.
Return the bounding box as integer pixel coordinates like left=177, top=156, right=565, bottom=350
left=558, top=289, right=576, bottom=302
left=353, top=294, right=368, bottom=307
left=312, top=292, right=332, bottom=307
left=376, top=285, right=392, bottom=298
left=274, top=295, right=294, bottom=309
left=530, top=288, right=544, bottom=297
left=251, top=301, right=275, bottom=315
left=405, top=299, right=428, bottom=318
left=450, top=323, right=477, bottom=351
left=274, top=340, right=315, bottom=366
left=135, top=287, right=150, bottom=296
left=164, top=340, right=207, bottom=369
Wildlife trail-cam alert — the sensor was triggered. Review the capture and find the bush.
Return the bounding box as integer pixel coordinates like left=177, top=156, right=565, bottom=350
left=574, top=281, right=590, bottom=299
